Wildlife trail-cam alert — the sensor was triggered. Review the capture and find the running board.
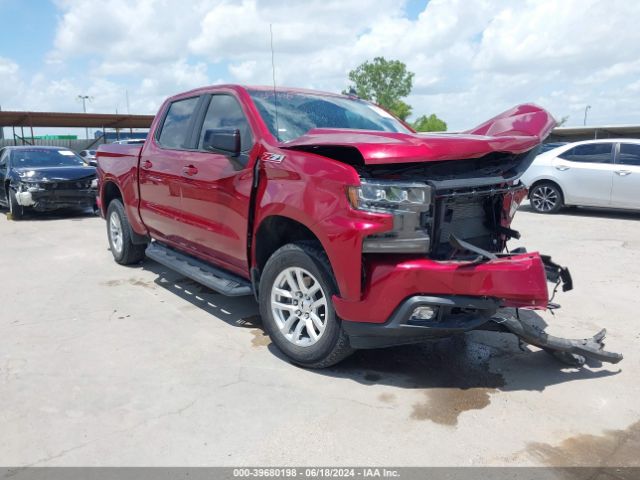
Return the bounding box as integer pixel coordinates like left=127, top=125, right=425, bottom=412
left=145, top=242, right=252, bottom=296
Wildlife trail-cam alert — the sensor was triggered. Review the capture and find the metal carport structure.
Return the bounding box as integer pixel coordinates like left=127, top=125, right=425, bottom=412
left=0, top=111, right=154, bottom=149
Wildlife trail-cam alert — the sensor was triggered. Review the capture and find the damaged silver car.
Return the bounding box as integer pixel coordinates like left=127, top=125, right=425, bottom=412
left=0, top=146, right=98, bottom=220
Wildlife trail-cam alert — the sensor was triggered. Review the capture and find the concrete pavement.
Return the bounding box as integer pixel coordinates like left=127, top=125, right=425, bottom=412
left=1, top=204, right=639, bottom=467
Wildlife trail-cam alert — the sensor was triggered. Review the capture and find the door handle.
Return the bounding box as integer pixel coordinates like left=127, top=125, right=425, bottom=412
left=141, top=159, right=153, bottom=169
left=615, top=170, right=632, bottom=176
left=555, top=165, right=570, bottom=171
left=182, top=165, right=198, bottom=176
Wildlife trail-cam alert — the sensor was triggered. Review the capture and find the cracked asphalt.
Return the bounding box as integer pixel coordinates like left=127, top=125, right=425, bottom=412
left=1, top=204, right=639, bottom=466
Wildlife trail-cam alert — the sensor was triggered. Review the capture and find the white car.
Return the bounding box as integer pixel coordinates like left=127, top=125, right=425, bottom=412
left=520, top=139, right=640, bottom=213
left=79, top=149, right=97, bottom=166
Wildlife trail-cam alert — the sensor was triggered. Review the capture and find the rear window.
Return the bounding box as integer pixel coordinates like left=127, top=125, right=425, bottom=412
left=618, top=143, right=640, bottom=166
left=559, top=143, right=613, bottom=164
left=157, top=96, right=199, bottom=149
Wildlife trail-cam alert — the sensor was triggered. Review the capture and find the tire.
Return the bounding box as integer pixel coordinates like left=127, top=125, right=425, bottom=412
left=8, top=188, right=24, bottom=220
left=529, top=182, right=563, bottom=214
left=259, top=242, right=353, bottom=368
left=106, top=199, right=146, bottom=265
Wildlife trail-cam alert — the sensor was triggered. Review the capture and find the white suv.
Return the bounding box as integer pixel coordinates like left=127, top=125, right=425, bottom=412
left=520, top=139, right=640, bottom=213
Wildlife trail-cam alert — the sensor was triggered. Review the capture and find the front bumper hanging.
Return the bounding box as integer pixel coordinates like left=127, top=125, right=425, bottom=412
left=490, top=255, right=621, bottom=365
left=489, top=312, right=623, bottom=366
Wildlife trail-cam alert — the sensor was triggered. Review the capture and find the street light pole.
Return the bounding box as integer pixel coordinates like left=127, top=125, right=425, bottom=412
left=583, top=105, right=591, bottom=126
left=78, top=94, right=90, bottom=139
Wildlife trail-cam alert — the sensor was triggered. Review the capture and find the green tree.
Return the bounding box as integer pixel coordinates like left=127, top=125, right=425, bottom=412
left=412, top=114, right=447, bottom=132
left=345, top=57, right=415, bottom=120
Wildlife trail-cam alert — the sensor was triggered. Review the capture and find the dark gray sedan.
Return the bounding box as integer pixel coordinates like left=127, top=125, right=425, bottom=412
left=0, top=146, right=97, bottom=219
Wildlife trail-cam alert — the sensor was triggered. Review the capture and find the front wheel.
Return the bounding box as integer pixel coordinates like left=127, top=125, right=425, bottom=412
left=259, top=242, right=353, bottom=368
left=8, top=189, right=24, bottom=220
left=106, top=199, right=146, bottom=265
left=530, top=182, right=563, bottom=214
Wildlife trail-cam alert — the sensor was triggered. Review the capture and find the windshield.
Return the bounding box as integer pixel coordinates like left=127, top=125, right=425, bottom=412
left=248, top=89, right=412, bottom=142
left=11, top=149, right=85, bottom=168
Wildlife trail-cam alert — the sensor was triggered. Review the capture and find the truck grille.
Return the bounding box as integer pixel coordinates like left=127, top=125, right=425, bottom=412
left=431, top=190, right=502, bottom=259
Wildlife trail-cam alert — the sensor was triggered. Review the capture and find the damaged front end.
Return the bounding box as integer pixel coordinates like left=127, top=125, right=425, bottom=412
left=281, top=102, right=622, bottom=366
left=351, top=149, right=536, bottom=260
left=341, top=152, right=623, bottom=366
left=12, top=177, right=98, bottom=212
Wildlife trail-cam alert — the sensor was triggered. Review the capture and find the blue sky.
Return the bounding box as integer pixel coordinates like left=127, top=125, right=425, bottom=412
left=1, top=0, right=639, bottom=138
left=0, top=0, right=58, bottom=76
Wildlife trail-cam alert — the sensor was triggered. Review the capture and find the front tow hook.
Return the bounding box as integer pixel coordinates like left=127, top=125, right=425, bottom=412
left=490, top=313, right=623, bottom=366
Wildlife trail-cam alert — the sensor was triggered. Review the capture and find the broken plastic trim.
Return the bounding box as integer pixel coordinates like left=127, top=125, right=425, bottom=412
left=541, top=255, right=573, bottom=292
left=490, top=312, right=623, bottom=366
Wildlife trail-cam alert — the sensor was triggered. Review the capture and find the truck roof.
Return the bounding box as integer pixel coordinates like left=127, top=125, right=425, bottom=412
left=169, top=84, right=349, bottom=100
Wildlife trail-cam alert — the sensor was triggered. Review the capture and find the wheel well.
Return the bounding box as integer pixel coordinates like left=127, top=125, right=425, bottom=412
left=102, top=181, right=122, bottom=215
left=529, top=179, right=564, bottom=201
left=254, top=216, right=323, bottom=274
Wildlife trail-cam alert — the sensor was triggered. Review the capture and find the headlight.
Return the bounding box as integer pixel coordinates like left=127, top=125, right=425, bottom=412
left=17, top=181, right=42, bottom=192
left=91, top=178, right=98, bottom=189
left=347, top=180, right=433, bottom=253
left=347, top=180, right=429, bottom=212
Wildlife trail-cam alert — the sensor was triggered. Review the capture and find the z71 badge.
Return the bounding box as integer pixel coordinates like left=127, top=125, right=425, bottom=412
left=261, top=152, right=286, bottom=163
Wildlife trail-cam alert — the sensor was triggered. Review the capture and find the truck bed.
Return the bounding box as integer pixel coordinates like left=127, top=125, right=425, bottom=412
left=96, top=143, right=145, bottom=235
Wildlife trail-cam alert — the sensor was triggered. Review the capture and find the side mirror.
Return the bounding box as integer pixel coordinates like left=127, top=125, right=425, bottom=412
left=202, top=128, right=241, bottom=157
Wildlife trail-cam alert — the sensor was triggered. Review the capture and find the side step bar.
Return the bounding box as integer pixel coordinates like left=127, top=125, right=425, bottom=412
left=145, top=242, right=252, bottom=296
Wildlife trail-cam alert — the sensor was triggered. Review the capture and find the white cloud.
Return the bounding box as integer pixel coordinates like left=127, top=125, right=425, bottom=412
left=2, top=0, right=640, bottom=132
left=0, top=57, right=22, bottom=107
left=51, top=0, right=205, bottom=64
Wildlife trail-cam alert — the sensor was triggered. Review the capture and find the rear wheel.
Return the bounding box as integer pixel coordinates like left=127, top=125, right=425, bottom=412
left=259, top=242, right=353, bottom=368
left=8, top=189, right=24, bottom=220
left=106, top=199, right=145, bottom=265
left=530, top=182, right=563, bottom=214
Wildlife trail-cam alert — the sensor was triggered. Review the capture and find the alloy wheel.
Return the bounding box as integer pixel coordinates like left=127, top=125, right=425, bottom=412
left=270, top=267, right=328, bottom=347
left=109, top=211, right=124, bottom=254
left=531, top=185, right=559, bottom=212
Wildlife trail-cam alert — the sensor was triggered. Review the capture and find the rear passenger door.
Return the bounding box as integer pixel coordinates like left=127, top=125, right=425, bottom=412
left=174, top=93, right=256, bottom=275
left=612, top=142, right=640, bottom=209
left=138, top=95, right=201, bottom=242
left=555, top=143, right=614, bottom=207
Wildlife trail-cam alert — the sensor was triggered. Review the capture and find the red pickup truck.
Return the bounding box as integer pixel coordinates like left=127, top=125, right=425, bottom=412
left=97, top=85, right=621, bottom=368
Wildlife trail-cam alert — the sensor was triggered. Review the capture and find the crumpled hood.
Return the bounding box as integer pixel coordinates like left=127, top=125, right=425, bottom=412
left=13, top=165, right=97, bottom=182
left=281, top=104, right=555, bottom=165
